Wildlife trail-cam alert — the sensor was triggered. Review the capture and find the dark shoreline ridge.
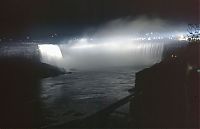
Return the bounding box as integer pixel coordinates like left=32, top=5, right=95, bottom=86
left=132, top=41, right=199, bottom=128
left=0, top=57, right=65, bottom=127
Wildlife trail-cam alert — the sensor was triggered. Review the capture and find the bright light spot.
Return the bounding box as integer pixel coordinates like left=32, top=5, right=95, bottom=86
left=187, top=65, right=193, bottom=71
left=178, top=34, right=187, bottom=41
left=38, top=44, right=63, bottom=59
left=80, top=38, right=88, bottom=42
left=171, top=54, right=177, bottom=58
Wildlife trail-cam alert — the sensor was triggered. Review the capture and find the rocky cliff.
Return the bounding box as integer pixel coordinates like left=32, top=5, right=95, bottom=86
left=132, top=42, right=199, bottom=128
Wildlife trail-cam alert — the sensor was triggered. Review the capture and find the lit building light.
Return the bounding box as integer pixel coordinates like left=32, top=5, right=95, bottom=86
left=187, top=65, right=193, bottom=71
left=178, top=34, right=187, bottom=41
left=171, top=54, right=177, bottom=58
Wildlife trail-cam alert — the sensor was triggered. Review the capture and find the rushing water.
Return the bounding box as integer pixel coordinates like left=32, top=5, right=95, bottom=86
left=39, top=40, right=164, bottom=70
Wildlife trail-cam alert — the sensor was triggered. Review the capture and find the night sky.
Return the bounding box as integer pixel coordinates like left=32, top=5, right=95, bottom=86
left=0, top=0, right=199, bottom=37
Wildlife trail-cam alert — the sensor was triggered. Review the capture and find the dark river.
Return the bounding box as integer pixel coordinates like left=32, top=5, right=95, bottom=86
left=39, top=69, right=135, bottom=127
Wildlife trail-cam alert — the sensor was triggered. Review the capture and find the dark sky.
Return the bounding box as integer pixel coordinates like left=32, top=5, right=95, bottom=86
left=0, top=0, right=199, bottom=36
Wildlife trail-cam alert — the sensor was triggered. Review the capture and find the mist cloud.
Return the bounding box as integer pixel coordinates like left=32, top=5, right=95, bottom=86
left=39, top=16, right=187, bottom=71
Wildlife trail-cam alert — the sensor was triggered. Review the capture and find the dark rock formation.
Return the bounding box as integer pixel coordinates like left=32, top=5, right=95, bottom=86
left=132, top=42, right=199, bottom=128
left=0, top=57, right=65, bottom=127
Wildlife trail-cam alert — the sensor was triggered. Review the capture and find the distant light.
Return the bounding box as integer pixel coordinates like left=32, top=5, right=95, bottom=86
left=38, top=44, right=63, bottom=59
left=171, top=54, right=177, bottom=58
left=26, top=36, right=30, bottom=40
left=187, top=65, right=193, bottom=71
left=197, top=69, right=200, bottom=73
left=79, top=38, right=87, bottom=42
left=178, top=34, right=187, bottom=41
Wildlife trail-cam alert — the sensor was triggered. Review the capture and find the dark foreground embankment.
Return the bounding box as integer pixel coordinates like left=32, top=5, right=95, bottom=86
left=0, top=57, right=65, bottom=127
left=132, top=42, right=199, bottom=128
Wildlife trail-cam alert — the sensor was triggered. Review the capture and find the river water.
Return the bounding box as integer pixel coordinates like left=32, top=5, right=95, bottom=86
left=39, top=68, right=136, bottom=127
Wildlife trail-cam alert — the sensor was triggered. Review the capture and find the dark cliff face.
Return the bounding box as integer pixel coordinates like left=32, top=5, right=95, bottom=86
left=0, top=57, right=65, bottom=127
left=132, top=42, right=199, bottom=128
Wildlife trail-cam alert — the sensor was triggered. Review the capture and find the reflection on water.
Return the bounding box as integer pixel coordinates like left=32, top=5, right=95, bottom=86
left=40, top=69, right=135, bottom=126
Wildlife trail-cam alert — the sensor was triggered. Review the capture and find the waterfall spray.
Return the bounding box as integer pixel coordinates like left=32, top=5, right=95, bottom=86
left=38, top=17, right=187, bottom=71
